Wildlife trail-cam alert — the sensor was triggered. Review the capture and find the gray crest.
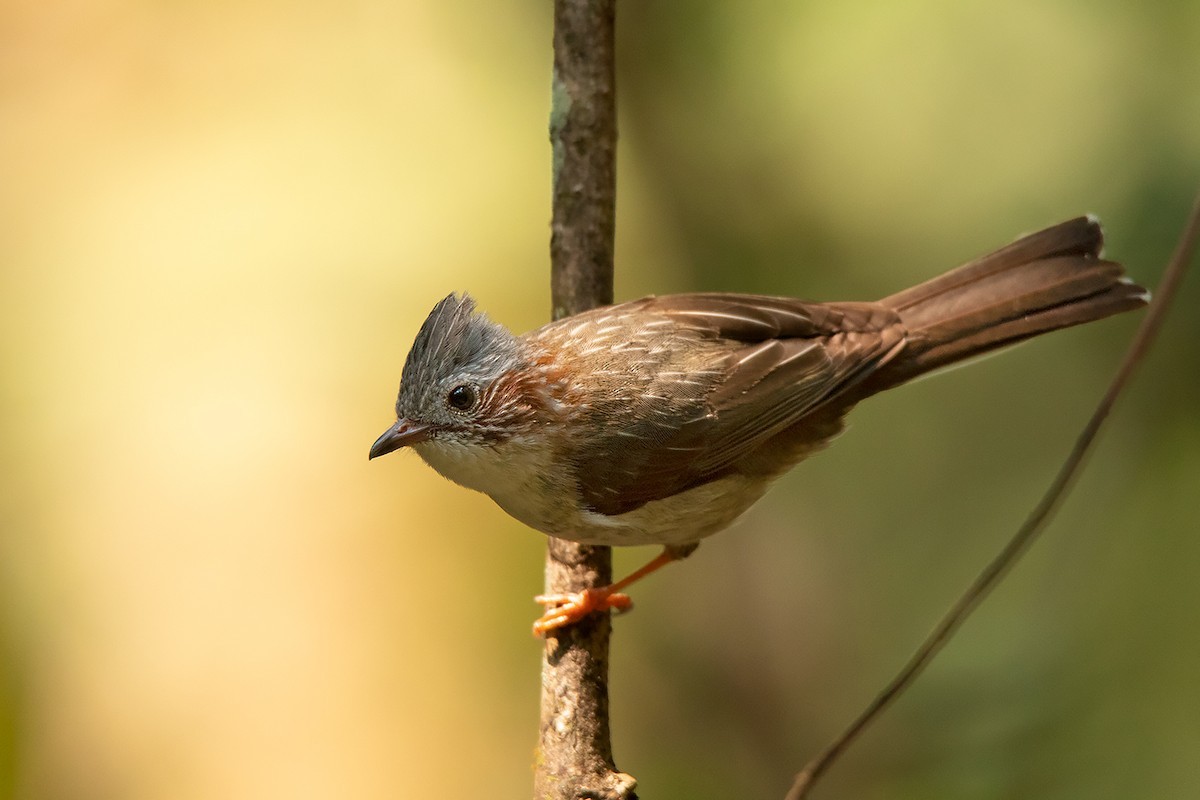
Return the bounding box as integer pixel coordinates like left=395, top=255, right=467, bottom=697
left=395, top=293, right=522, bottom=421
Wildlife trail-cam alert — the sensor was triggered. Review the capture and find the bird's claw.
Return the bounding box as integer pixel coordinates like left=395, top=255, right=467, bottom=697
left=532, top=587, right=633, bottom=636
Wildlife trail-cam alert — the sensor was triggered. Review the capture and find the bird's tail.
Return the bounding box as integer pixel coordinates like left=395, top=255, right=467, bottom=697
left=859, top=216, right=1148, bottom=395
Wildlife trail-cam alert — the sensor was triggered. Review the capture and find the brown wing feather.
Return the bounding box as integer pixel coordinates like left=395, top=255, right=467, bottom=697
left=541, top=217, right=1143, bottom=518
left=550, top=294, right=907, bottom=516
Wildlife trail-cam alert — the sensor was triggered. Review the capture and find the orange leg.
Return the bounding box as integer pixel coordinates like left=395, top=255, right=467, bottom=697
left=532, top=546, right=688, bottom=636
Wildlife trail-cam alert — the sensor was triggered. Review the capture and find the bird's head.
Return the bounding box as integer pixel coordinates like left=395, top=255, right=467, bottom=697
left=369, top=293, right=549, bottom=461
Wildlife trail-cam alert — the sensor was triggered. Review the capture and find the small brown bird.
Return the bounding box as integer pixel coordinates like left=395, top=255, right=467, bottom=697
left=370, top=217, right=1146, bottom=634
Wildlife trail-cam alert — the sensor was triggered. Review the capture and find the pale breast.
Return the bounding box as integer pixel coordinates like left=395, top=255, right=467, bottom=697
left=415, top=428, right=773, bottom=547
left=413, top=434, right=574, bottom=534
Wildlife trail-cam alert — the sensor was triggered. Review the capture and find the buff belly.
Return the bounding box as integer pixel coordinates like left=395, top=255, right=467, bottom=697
left=415, top=435, right=772, bottom=547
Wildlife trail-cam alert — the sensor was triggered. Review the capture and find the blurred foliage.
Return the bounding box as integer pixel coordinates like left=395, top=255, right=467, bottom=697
left=0, top=1, right=1197, bottom=799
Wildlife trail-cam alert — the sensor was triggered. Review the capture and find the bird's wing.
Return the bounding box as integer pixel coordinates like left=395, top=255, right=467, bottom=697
left=564, top=294, right=907, bottom=516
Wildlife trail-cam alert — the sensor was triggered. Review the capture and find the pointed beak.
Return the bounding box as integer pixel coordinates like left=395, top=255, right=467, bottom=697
left=369, top=419, right=433, bottom=460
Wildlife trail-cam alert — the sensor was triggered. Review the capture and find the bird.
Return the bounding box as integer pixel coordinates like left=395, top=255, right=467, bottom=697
left=369, top=217, right=1147, bottom=635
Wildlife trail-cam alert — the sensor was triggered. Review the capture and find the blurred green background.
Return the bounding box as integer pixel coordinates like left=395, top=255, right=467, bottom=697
left=1, top=1, right=1197, bottom=798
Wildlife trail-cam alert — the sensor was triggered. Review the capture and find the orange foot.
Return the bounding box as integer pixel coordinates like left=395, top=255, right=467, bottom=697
left=532, top=587, right=633, bottom=636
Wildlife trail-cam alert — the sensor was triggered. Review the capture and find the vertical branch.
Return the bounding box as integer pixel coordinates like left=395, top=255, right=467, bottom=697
left=536, top=2, right=633, bottom=800
left=549, top=0, right=616, bottom=317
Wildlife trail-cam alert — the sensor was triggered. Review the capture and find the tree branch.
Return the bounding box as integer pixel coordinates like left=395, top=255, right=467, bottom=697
left=535, top=2, right=632, bottom=799
left=787, top=195, right=1200, bottom=799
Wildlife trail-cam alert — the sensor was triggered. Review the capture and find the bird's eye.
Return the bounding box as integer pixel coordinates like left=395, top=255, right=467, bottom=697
left=446, top=384, right=478, bottom=412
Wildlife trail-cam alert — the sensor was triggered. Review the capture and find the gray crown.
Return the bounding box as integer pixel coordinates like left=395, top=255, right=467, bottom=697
left=395, top=293, right=522, bottom=420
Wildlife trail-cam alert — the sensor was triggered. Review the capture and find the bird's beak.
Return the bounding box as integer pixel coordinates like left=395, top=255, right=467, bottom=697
left=369, top=419, right=433, bottom=460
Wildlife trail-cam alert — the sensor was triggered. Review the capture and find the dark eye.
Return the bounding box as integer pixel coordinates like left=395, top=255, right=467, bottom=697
left=446, top=384, right=478, bottom=412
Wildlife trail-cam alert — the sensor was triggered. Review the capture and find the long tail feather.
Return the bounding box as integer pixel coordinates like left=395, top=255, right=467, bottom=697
left=862, top=217, right=1148, bottom=393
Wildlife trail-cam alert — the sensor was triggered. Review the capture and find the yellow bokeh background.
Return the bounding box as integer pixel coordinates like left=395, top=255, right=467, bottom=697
left=2, top=2, right=1197, bottom=798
